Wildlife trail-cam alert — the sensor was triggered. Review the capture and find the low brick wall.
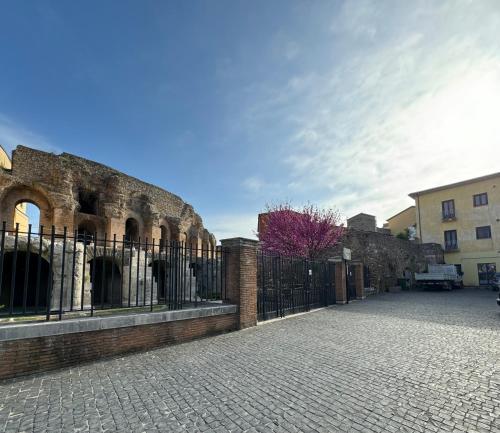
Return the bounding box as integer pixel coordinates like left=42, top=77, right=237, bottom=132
left=0, top=307, right=238, bottom=380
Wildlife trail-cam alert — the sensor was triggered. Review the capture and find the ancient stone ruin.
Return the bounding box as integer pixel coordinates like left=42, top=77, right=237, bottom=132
left=0, top=146, right=215, bottom=245
left=0, top=146, right=219, bottom=312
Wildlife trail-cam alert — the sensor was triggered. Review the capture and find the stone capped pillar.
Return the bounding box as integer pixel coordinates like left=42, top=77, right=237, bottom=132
left=335, top=261, right=347, bottom=304
left=220, top=237, right=258, bottom=329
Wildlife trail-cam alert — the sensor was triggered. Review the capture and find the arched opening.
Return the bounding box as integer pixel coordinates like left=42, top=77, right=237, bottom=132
left=14, top=201, right=41, bottom=233
left=190, top=237, right=198, bottom=254
left=0, top=251, right=49, bottom=313
left=179, top=232, right=188, bottom=244
left=77, top=220, right=96, bottom=244
left=77, top=189, right=98, bottom=215
left=125, top=218, right=139, bottom=243
left=0, top=186, right=53, bottom=231
left=88, top=257, right=122, bottom=306
left=160, top=225, right=169, bottom=245
left=150, top=259, right=168, bottom=301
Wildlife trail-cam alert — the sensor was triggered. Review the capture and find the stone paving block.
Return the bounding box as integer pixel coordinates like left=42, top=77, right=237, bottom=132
left=0, top=288, right=499, bottom=433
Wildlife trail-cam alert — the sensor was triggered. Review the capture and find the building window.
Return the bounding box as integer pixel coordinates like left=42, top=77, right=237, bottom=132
left=442, top=199, right=455, bottom=219
left=477, top=263, right=496, bottom=285
left=473, top=192, right=488, bottom=207
left=476, top=226, right=491, bottom=239
left=444, top=230, right=458, bottom=250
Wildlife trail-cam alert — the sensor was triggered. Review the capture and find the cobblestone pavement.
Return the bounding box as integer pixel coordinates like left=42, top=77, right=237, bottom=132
left=1, top=288, right=499, bottom=433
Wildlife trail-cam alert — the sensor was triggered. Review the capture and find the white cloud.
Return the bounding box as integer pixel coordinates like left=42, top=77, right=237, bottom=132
left=0, top=114, right=59, bottom=155
left=330, top=0, right=379, bottom=40
left=242, top=176, right=266, bottom=194
left=284, top=42, right=300, bottom=60
left=242, top=0, right=500, bottom=226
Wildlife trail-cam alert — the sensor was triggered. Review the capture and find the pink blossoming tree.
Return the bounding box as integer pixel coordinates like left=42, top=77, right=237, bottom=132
left=258, top=203, right=345, bottom=258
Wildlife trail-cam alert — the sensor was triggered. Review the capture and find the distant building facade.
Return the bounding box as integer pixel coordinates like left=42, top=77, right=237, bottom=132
left=347, top=213, right=391, bottom=235
left=383, top=206, right=416, bottom=237
left=0, top=145, right=28, bottom=231
left=410, top=173, right=500, bottom=286
left=347, top=213, right=377, bottom=232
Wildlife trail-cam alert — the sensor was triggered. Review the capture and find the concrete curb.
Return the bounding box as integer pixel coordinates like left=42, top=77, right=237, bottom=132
left=0, top=304, right=238, bottom=341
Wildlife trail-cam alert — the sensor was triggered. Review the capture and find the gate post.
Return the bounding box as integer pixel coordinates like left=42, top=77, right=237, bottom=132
left=352, top=262, right=366, bottom=300
left=220, top=238, right=258, bottom=329
left=335, top=261, right=347, bottom=304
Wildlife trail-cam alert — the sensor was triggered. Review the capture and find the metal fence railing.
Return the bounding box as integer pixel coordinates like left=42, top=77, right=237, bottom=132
left=257, top=252, right=336, bottom=321
left=0, top=223, right=227, bottom=322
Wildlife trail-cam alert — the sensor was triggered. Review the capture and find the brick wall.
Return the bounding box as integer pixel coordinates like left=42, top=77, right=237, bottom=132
left=0, top=313, right=237, bottom=380
left=0, top=237, right=261, bottom=380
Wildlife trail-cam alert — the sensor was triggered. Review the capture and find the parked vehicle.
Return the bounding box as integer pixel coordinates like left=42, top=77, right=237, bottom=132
left=486, top=272, right=500, bottom=291
left=415, top=265, right=463, bottom=291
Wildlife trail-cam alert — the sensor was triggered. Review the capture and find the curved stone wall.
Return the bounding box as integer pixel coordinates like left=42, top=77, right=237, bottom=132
left=0, top=146, right=216, bottom=246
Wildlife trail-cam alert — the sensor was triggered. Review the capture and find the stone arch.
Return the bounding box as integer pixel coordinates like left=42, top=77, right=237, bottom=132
left=179, top=232, right=188, bottom=244
left=125, top=217, right=140, bottom=243
left=14, top=201, right=38, bottom=233
left=160, top=224, right=169, bottom=243
left=88, top=256, right=122, bottom=306
left=0, top=250, right=50, bottom=312
left=200, top=229, right=213, bottom=258
left=0, top=185, right=53, bottom=231
left=150, top=258, right=168, bottom=301
left=188, top=236, right=199, bottom=254
left=157, top=219, right=171, bottom=246
left=187, top=227, right=200, bottom=254
left=164, top=218, right=180, bottom=242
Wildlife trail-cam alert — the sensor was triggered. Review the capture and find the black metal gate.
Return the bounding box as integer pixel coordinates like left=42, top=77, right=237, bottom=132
left=257, top=252, right=336, bottom=321
left=346, top=263, right=356, bottom=301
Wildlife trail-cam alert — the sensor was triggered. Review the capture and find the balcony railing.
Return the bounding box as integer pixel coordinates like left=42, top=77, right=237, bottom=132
left=442, top=213, right=456, bottom=221
left=444, top=242, right=459, bottom=251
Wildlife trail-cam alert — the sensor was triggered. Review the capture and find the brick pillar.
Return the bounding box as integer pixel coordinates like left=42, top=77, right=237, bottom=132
left=220, top=237, right=258, bottom=329
left=352, top=263, right=365, bottom=300
left=335, top=261, right=347, bottom=304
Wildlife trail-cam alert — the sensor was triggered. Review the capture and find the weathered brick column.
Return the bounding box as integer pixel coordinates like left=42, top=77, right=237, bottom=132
left=352, top=262, right=365, bottom=300
left=335, top=261, right=347, bottom=304
left=221, top=238, right=258, bottom=329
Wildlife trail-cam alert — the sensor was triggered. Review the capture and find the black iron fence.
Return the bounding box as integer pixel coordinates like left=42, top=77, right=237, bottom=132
left=257, top=252, right=336, bottom=321
left=0, top=223, right=227, bottom=321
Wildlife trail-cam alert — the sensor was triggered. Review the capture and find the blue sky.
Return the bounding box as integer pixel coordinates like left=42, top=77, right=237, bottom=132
left=1, top=1, right=500, bottom=240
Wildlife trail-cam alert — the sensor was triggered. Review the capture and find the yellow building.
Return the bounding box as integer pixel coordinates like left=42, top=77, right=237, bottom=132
left=0, top=145, right=29, bottom=232
left=384, top=206, right=416, bottom=237
left=410, top=173, right=500, bottom=286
